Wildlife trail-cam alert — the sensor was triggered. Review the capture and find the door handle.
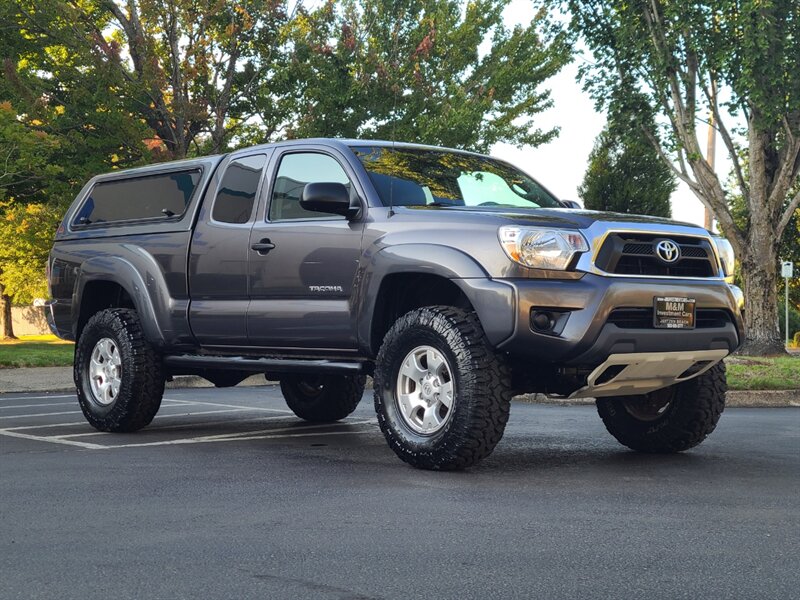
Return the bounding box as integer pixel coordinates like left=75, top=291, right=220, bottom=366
left=251, top=239, right=276, bottom=254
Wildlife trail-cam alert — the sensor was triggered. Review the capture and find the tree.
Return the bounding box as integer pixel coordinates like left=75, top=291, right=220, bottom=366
left=0, top=103, right=63, bottom=338
left=13, top=0, right=290, bottom=159
left=564, top=0, right=800, bottom=355
left=579, top=114, right=675, bottom=217
left=276, top=0, right=571, bottom=152
left=1, top=2, right=153, bottom=337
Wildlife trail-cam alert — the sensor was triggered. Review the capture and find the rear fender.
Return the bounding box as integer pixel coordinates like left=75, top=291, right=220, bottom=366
left=73, top=253, right=171, bottom=346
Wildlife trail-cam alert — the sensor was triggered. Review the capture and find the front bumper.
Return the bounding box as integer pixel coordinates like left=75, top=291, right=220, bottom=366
left=494, top=274, right=743, bottom=365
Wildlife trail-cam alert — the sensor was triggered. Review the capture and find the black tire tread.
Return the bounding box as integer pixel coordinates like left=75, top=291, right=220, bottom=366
left=374, top=306, right=512, bottom=470
left=74, top=308, right=164, bottom=432
left=280, top=374, right=365, bottom=422
left=596, top=361, right=727, bottom=453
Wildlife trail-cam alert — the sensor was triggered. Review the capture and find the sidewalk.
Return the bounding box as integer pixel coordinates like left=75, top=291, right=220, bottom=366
left=0, top=367, right=267, bottom=394
left=1, top=367, right=797, bottom=407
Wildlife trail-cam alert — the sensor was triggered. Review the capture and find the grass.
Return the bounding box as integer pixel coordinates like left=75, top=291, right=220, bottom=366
left=0, top=335, right=798, bottom=391
left=725, top=354, right=800, bottom=390
left=0, top=335, right=74, bottom=368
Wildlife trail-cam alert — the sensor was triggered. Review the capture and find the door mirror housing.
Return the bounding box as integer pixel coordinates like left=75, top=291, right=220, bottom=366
left=300, top=182, right=360, bottom=219
left=561, top=199, right=582, bottom=209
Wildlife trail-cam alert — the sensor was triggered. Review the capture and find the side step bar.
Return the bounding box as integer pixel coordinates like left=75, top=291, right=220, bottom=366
left=163, top=354, right=368, bottom=375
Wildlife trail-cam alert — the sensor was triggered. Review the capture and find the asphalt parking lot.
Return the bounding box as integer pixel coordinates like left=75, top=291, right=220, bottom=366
left=1, top=387, right=798, bottom=600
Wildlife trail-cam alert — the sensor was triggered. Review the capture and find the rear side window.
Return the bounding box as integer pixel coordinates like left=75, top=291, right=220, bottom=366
left=74, top=170, right=201, bottom=226
left=212, top=154, right=267, bottom=224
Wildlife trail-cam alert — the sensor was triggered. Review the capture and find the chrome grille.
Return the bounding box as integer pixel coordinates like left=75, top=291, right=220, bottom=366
left=595, top=233, right=717, bottom=278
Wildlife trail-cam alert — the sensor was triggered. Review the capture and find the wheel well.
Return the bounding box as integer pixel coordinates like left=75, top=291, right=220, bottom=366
left=370, top=273, right=473, bottom=355
left=76, top=281, right=135, bottom=338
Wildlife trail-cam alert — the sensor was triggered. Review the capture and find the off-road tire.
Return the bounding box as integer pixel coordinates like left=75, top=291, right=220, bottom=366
left=374, top=306, right=512, bottom=470
left=280, top=374, right=366, bottom=422
left=74, top=308, right=164, bottom=432
left=596, top=361, right=727, bottom=453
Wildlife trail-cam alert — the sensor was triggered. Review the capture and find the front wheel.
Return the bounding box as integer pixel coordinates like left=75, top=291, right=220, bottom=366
left=374, top=306, right=512, bottom=470
left=596, top=361, right=727, bottom=453
left=74, top=309, right=164, bottom=432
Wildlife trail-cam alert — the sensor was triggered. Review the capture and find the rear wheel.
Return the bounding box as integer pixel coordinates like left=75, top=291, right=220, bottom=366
left=280, top=374, right=365, bottom=422
left=596, top=361, right=727, bottom=453
left=74, top=308, right=164, bottom=432
left=374, top=306, right=512, bottom=470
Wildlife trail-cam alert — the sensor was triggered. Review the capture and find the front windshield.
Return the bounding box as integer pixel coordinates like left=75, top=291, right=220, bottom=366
left=351, top=145, right=562, bottom=209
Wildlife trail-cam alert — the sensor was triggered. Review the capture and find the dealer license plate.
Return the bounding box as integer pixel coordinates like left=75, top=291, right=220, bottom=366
left=653, top=296, right=696, bottom=329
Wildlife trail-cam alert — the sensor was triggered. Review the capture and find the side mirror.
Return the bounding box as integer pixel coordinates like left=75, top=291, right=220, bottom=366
left=561, top=200, right=582, bottom=209
left=300, top=182, right=360, bottom=218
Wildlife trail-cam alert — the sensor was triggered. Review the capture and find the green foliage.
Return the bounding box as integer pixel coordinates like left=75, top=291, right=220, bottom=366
left=564, top=0, right=800, bottom=135
left=578, top=112, right=674, bottom=217
left=0, top=102, right=63, bottom=203
left=277, top=0, right=571, bottom=152
left=778, top=296, right=800, bottom=340
left=792, top=331, right=800, bottom=349
left=0, top=202, right=62, bottom=303
left=9, top=0, right=290, bottom=159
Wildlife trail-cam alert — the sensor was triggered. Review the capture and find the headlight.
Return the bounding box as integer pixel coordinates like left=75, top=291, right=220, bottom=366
left=712, top=236, right=735, bottom=277
left=499, top=226, right=588, bottom=270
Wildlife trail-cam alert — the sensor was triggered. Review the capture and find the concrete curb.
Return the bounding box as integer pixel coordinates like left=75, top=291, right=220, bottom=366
left=0, top=367, right=798, bottom=407
left=513, top=390, right=800, bottom=408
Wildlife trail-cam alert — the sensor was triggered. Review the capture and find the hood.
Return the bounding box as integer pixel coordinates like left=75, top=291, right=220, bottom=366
left=402, top=205, right=703, bottom=231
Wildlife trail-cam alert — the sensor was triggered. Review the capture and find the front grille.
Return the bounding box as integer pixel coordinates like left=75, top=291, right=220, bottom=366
left=608, top=308, right=733, bottom=329
left=596, top=233, right=717, bottom=277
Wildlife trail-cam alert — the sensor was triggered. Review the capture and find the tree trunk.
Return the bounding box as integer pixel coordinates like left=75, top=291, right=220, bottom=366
left=738, top=214, right=785, bottom=356
left=0, top=288, right=16, bottom=340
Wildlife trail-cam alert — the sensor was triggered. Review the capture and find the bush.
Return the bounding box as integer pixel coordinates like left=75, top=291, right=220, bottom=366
left=778, top=302, right=800, bottom=340
left=793, top=332, right=800, bottom=348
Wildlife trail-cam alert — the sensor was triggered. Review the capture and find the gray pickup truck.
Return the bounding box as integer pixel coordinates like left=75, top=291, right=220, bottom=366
left=47, top=139, right=743, bottom=469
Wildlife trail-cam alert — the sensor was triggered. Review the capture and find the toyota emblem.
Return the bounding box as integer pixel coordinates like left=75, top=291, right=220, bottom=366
left=655, top=239, right=680, bottom=263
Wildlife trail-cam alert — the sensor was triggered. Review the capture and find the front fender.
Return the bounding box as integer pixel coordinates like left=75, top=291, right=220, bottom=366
left=357, top=244, right=516, bottom=353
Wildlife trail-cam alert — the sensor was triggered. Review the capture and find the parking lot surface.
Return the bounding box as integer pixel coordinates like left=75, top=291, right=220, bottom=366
left=1, top=386, right=798, bottom=599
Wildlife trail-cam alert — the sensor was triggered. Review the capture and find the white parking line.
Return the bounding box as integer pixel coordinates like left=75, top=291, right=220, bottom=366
left=2, top=405, right=277, bottom=431
left=0, top=429, right=106, bottom=450
left=1, top=405, right=268, bottom=423
left=100, top=421, right=376, bottom=449
left=0, top=420, right=375, bottom=450
left=163, top=398, right=292, bottom=413
left=55, top=414, right=292, bottom=438
left=5, top=421, right=89, bottom=430
left=0, top=394, right=75, bottom=403
left=104, top=429, right=375, bottom=448
left=0, top=402, right=76, bottom=410
left=0, top=411, right=82, bottom=420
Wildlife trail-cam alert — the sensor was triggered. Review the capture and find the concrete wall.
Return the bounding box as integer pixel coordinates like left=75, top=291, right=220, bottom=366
left=12, top=306, right=50, bottom=336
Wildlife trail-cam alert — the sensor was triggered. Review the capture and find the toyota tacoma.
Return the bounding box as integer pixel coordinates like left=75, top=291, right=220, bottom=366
left=46, top=139, right=743, bottom=469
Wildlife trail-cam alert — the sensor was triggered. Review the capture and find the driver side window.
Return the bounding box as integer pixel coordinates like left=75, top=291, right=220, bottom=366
left=269, top=152, right=351, bottom=221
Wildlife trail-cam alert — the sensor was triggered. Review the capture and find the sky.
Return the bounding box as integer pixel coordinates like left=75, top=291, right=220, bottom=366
left=490, top=1, right=715, bottom=228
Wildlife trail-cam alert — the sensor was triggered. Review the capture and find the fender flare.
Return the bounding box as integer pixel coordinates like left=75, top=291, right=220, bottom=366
left=357, top=244, right=516, bottom=354
left=72, top=254, right=169, bottom=346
